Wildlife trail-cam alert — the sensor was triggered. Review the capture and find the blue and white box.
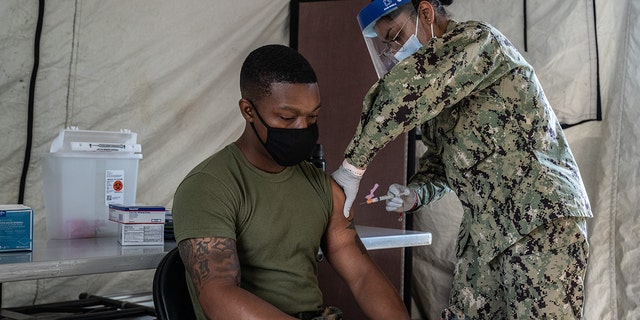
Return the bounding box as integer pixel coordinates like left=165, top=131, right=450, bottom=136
left=108, top=204, right=165, bottom=224
left=0, top=205, right=34, bottom=252
left=109, top=204, right=165, bottom=246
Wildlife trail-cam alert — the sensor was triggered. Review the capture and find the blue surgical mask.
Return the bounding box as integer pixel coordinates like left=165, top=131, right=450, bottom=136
left=393, top=15, right=423, bottom=62
left=393, top=34, right=422, bottom=62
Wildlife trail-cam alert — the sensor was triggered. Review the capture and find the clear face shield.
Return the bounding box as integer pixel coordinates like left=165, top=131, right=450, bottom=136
left=357, top=0, right=421, bottom=78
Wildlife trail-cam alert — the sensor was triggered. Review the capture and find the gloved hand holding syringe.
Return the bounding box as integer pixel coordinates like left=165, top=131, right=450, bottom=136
left=360, top=183, right=418, bottom=221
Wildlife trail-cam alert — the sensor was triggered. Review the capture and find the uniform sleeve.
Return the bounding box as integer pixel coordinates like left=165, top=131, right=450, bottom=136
left=406, top=124, right=451, bottom=210
left=344, top=22, right=514, bottom=168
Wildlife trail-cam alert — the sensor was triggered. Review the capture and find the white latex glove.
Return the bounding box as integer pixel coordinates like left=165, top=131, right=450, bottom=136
left=331, top=160, right=365, bottom=218
left=385, top=184, right=418, bottom=212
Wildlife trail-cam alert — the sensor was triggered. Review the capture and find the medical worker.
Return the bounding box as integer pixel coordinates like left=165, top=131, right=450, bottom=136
left=331, top=0, right=592, bottom=318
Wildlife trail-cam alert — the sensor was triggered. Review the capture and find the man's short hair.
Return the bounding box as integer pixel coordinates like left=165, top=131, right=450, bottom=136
left=240, top=44, right=317, bottom=101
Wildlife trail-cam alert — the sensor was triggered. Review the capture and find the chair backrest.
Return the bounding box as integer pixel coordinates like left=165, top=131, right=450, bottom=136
left=153, top=247, right=197, bottom=320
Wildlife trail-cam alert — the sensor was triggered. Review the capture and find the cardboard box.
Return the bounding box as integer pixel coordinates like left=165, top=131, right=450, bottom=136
left=117, top=222, right=164, bottom=246
left=109, top=204, right=165, bottom=224
left=0, top=205, right=34, bottom=252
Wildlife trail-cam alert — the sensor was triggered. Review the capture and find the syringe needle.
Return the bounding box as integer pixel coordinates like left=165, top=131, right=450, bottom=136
left=360, top=194, right=394, bottom=205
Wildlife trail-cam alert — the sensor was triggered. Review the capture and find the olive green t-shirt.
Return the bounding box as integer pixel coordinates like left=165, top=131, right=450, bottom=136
left=172, top=143, right=332, bottom=318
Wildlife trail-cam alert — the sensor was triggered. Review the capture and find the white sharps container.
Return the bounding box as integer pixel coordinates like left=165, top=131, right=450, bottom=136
left=42, top=127, right=143, bottom=239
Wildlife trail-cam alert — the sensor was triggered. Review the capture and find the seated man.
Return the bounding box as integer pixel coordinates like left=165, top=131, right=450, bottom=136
left=172, top=44, right=410, bottom=320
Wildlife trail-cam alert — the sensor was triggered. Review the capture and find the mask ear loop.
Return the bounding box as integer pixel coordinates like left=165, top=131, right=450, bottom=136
left=430, top=17, right=435, bottom=39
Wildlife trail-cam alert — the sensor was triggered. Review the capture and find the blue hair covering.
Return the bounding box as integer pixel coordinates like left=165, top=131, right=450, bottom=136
left=358, top=0, right=412, bottom=38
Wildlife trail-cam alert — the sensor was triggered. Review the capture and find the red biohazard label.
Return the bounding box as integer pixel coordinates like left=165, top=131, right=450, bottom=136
left=113, top=180, right=124, bottom=192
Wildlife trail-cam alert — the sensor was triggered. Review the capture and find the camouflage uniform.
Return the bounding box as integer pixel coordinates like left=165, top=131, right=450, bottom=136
left=345, top=20, right=592, bottom=318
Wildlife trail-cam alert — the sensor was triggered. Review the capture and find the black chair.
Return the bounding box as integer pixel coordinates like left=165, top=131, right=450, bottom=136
left=153, top=247, right=197, bottom=319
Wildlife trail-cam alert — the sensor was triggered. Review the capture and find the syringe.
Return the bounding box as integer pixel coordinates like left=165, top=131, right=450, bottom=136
left=360, top=194, right=394, bottom=205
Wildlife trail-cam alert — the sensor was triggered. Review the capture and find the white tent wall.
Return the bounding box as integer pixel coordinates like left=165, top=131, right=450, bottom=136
left=1, top=0, right=290, bottom=307
left=594, top=0, right=640, bottom=318
left=0, top=1, right=638, bottom=319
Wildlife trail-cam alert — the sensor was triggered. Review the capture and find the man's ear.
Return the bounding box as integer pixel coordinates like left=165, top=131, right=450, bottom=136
left=239, top=98, right=253, bottom=121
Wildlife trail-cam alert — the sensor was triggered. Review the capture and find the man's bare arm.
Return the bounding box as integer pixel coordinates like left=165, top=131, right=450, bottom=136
left=323, top=179, right=410, bottom=320
left=178, top=237, right=296, bottom=320
left=179, top=237, right=240, bottom=295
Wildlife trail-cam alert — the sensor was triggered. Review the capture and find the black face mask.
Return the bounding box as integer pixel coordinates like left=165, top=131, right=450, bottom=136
left=248, top=100, right=319, bottom=167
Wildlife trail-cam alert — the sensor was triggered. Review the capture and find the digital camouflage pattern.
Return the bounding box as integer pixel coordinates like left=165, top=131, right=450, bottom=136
left=344, top=20, right=593, bottom=318
left=443, top=217, right=588, bottom=319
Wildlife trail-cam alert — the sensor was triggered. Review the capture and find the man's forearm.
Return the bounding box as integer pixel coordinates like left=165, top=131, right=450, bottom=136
left=349, top=264, right=410, bottom=320
left=198, top=284, right=296, bottom=320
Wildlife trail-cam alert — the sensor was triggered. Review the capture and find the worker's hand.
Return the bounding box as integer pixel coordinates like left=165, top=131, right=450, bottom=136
left=385, top=184, right=418, bottom=212
left=331, top=161, right=365, bottom=218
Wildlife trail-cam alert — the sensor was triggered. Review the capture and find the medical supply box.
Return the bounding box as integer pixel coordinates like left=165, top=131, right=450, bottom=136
left=0, top=205, right=33, bottom=252
left=109, top=204, right=165, bottom=246
left=42, top=127, right=142, bottom=239
left=108, top=204, right=165, bottom=224
left=116, top=222, right=165, bottom=246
